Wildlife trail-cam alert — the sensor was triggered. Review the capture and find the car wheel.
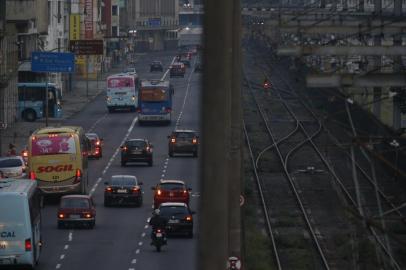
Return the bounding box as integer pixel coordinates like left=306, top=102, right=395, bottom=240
left=23, top=109, right=37, bottom=122
left=137, top=197, right=143, bottom=207
left=108, top=107, right=114, bottom=113
left=148, top=160, right=153, bottom=167
left=121, top=161, right=126, bottom=167
left=57, top=221, right=64, bottom=229
left=104, top=199, right=110, bottom=207
left=138, top=121, right=144, bottom=126
left=90, top=221, right=95, bottom=229
left=169, top=151, right=174, bottom=157
left=193, top=151, right=198, bottom=158
left=187, top=231, right=194, bottom=238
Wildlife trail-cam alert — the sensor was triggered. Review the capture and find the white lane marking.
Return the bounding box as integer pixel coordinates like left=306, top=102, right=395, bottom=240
left=138, top=241, right=143, bottom=246
left=161, top=174, right=165, bottom=178
left=161, top=56, right=177, bottom=80
left=60, top=254, right=65, bottom=260
left=174, top=58, right=196, bottom=129
left=164, top=165, right=167, bottom=169
left=87, top=116, right=138, bottom=196
left=68, top=232, right=73, bottom=242
left=141, top=232, right=146, bottom=238
left=64, top=245, right=69, bottom=250
left=87, top=113, right=108, bottom=133
left=146, top=218, right=151, bottom=223
left=89, top=177, right=103, bottom=196
left=162, top=169, right=166, bottom=173
left=145, top=224, right=149, bottom=229
left=129, top=268, right=135, bottom=270
left=132, top=259, right=137, bottom=264
left=56, top=264, right=61, bottom=269
left=136, top=249, right=140, bottom=254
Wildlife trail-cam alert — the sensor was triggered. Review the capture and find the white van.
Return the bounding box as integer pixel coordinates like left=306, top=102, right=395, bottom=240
left=0, top=179, right=41, bottom=268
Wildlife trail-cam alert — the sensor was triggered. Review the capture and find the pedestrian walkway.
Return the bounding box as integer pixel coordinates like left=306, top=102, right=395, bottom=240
left=0, top=63, right=125, bottom=156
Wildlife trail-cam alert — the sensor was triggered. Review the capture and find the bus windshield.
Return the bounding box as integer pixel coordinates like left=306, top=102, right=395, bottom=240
left=31, top=135, right=77, bottom=156
left=140, top=88, right=169, bottom=102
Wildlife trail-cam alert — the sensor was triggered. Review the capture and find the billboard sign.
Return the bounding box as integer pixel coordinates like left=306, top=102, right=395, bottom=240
left=69, top=14, right=80, bottom=40
left=84, top=0, right=93, bottom=39
left=31, top=52, right=75, bottom=73
left=70, top=40, right=103, bottom=55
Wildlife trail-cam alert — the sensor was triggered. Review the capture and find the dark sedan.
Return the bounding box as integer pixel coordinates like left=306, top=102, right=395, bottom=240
left=150, top=61, right=163, bottom=72
left=121, top=139, right=153, bottom=166
left=159, top=202, right=195, bottom=238
left=104, top=175, right=143, bottom=207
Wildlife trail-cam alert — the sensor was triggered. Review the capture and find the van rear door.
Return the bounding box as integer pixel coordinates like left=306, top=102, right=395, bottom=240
left=0, top=196, right=29, bottom=259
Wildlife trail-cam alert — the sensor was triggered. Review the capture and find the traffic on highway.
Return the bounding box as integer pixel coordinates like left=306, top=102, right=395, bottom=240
left=0, top=49, right=201, bottom=270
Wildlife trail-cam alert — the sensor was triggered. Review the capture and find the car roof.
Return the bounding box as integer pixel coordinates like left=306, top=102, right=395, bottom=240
left=61, top=195, right=91, bottom=199
left=126, top=139, right=147, bottom=142
left=111, top=175, right=137, bottom=180
left=159, top=179, right=185, bottom=185
left=159, top=202, right=188, bottom=207
left=0, top=156, right=24, bottom=162
left=85, top=133, right=98, bottom=137
left=152, top=60, right=162, bottom=64
left=173, top=129, right=196, bottom=133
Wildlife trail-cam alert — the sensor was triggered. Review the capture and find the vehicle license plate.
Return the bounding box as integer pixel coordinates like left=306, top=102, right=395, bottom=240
left=117, top=189, right=127, bottom=193
left=70, top=215, right=80, bottom=219
left=168, top=219, right=179, bottom=224
left=132, top=150, right=142, bottom=154
left=156, top=233, right=162, bottom=237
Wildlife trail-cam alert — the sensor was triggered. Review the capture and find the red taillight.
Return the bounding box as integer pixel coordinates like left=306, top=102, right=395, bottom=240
left=122, top=146, right=128, bottom=152
left=74, top=169, right=82, bottom=183
left=25, top=239, right=32, bottom=251
left=157, top=189, right=162, bottom=196
left=95, top=140, right=100, bottom=146
left=165, top=108, right=172, bottom=113
left=132, top=186, right=140, bottom=193
left=183, top=189, right=188, bottom=195
left=171, top=138, right=176, bottom=143
left=192, top=138, right=197, bottom=144
left=58, top=213, right=65, bottom=219
left=95, top=148, right=100, bottom=154
left=186, top=216, right=192, bottom=221
left=157, top=229, right=161, bottom=233
left=84, top=213, right=92, bottom=218
left=136, top=108, right=141, bottom=113
left=22, top=150, right=28, bottom=157
left=29, top=171, right=36, bottom=180
left=105, top=186, right=113, bottom=193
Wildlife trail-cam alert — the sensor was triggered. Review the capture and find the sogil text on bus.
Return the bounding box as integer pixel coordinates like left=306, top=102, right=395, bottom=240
left=106, top=72, right=140, bottom=113
left=27, top=126, right=89, bottom=195
left=17, top=82, right=62, bottom=122
left=137, top=80, right=172, bottom=125
left=0, top=179, right=42, bottom=268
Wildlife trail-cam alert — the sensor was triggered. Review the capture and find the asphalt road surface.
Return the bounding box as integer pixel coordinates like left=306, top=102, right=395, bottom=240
left=36, top=51, right=201, bottom=270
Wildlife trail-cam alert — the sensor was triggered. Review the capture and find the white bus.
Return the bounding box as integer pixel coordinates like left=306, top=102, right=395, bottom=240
left=106, top=73, right=140, bottom=113
left=0, top=179, right=42, bottom=268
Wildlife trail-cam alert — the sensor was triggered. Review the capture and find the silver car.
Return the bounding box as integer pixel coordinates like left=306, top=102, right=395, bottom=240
left=0, top=156, right=27, bottom=179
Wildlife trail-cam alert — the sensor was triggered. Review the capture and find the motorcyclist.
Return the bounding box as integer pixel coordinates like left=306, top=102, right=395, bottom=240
left=149, top=209, right=168, bottom=244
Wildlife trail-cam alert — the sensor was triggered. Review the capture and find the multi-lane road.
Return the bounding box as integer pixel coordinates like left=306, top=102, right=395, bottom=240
left=37, top=51, right=201, bottom=270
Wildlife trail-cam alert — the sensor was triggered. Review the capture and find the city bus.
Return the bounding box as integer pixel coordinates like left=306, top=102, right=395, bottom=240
left=17, top=82, right=63, bottom=122
left=0, top=179, right=42, bottom=268
left=137, top=80, right=172, bottom=125
left=28, top=126, right=89, bottom=195
left=106, top=73, right=140, bottom=113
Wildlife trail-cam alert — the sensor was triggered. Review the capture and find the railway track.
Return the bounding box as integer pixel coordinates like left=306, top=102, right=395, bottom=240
left=242, top=40, right=406, bottom=269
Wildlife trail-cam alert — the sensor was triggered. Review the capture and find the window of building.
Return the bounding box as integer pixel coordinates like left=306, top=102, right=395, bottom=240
left=112, top=26, right=118, bottom=37
left=112, top=5, right=118, bottom=16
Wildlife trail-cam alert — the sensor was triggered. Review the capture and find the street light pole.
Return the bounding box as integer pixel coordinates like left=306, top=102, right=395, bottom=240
left=86, top=55, right=89, bottom=98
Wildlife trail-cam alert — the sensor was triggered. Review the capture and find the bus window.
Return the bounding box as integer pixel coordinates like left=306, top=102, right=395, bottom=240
left=31, top=135, right=76, bottom=156
left=140, top=88, right=168, bottom=102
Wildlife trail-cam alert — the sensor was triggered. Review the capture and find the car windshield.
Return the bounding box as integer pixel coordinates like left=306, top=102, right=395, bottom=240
left=0, top=158, right=23, bottom=168
left=86, top=134, right=98, bottom=140
left=159, top=183, right=184, bottom=191
left=61, top=198, right=90, bottom=209
left=175, top=132, right=195, bottom=138
left=159, top=206, right=189, bottom=217
left=111, top=177, right=137, bottom=186
left=126, top=140, right=146, bottom=148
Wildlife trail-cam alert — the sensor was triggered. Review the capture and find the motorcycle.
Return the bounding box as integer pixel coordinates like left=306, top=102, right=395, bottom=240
left=151, top=228, right=167, bottom=252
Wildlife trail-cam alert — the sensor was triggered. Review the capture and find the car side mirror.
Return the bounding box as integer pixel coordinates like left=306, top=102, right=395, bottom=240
left=187, top=188, right=192, bottom=191
left=104, top=181, right=109, bottom=185
left=120, top=145, right=124, bottom=149
left=151, top=187, right=156, bottom=190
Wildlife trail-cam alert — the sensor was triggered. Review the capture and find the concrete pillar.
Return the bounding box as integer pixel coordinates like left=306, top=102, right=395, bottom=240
left=358, top=0, right=365, bottom=12
left=374, top=0, right=382, bottom=14
left=199, top=0, right=233, bottom=269
left=228, top=0, right=242, bottom=264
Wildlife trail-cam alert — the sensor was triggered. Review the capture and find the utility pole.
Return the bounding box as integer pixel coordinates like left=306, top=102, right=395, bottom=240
left=199, top=0, right=236, bottom=269
left=372, top=0, right=382, bottom=119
